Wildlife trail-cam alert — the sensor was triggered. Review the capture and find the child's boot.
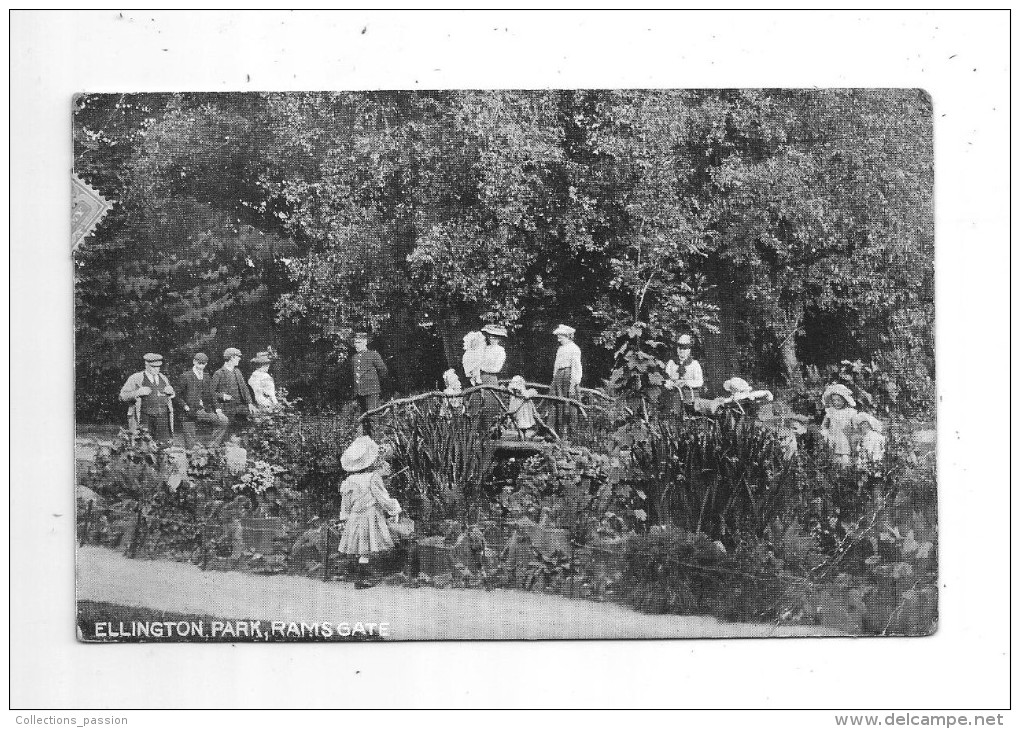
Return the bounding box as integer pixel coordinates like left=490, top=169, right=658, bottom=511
left=354, top=556, right=377, bottom=589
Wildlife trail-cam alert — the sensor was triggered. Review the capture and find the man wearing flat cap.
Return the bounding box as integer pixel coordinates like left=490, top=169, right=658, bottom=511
left=551, top=324, right=583, bottom=437
left=119, top=353, right=176, bottom=447
left=350, top=332, right=388, bottom=435
left=211, top=347, right=258, bottom=438
left=177, top=352, right=229, bottom=449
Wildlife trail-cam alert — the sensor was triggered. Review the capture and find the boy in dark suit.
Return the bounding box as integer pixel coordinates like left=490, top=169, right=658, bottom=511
left=177, top=352, right=229, bottom=449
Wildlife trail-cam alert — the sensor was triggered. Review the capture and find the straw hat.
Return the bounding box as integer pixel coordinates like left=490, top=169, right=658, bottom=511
left=250, top=351, right=272, bottom=365
left=822, top=383, right=857, bottom=408
left=143, top=353, right=163, bottom=364
left=723, top=377, right=752, bottom=395
left=677, top=334, right=694, bottom=347
left=854, top=412, right=883, bottom=432
left=553, top=324, right=576, bottom=337
left=341, top=436, right=380, bottom=473
left=481, top=324, right=508, bottom=338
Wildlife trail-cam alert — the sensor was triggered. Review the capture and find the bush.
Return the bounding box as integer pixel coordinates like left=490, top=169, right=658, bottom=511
left=382, top=405, right=493, bottom=527
left=625, top=414, right=799, bottom=544
left=619, top=527, right=800, bottom=623
left=244, top=397, right=360, bottom=516
left=498, top=443, right=646, bottom=542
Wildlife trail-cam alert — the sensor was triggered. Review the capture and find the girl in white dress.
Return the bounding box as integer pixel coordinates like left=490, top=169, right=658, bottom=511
left=820, top=384, right=858, bottom=466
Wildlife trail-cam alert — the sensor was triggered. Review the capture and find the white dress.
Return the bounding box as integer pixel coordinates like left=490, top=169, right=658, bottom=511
left=822, top=407, right=857, bottom=460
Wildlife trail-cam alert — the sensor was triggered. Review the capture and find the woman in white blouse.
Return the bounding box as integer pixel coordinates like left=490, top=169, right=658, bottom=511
left=551, top=324, right=583, bottom=436
left=248, top=351, right=280, bottom=411
left=478, top=324, right=507, bottom=434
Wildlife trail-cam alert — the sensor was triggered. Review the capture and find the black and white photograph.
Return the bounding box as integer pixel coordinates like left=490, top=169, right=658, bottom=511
left=10, top=8, right=1011, bottom=715
left=72, top=88, right=936, bottom=642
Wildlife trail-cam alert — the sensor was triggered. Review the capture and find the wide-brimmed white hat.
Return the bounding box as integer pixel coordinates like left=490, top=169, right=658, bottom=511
left=854, top=412, right=883, bottom=432
left=341, top=436, right=380, bottom=473
left=677, top=334, right=694, bottom=347
left=481, top=324, right=508, bottom=338
left=822, top=383, right=857, bottom=408
left=723, top=377, right=752, bottom=395
left=553, top=324, right=576, bottom=337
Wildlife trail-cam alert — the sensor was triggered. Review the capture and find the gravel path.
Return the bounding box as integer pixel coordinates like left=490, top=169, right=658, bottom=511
left=76, top=546, right=840, bottom=640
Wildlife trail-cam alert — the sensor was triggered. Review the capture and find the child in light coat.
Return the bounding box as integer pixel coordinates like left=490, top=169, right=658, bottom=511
left=506, top=375, right=539, bottom=437
left=338, top=436, right=402, bottom=588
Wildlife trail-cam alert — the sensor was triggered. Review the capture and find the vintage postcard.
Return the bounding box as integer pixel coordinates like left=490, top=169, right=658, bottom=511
left=73, top=89, right=936, bottom=641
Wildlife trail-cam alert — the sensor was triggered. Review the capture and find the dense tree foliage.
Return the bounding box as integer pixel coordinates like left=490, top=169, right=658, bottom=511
left=74, top=90, right=933, bottom=421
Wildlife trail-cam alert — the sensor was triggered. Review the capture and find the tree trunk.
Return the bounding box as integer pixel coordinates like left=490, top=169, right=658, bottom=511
left=780, top=334, right=805, bottom=390
left=439, top=313, right=463, bottom=371
left=778, top=304, right=806, bottom=390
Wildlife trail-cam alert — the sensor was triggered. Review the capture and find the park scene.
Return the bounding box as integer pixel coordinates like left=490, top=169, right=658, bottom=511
left=74, top=89, right=936, bottom=639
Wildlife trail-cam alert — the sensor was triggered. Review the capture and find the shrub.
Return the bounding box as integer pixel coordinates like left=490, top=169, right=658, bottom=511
left=619, top=527, right=800, bottom=623
left=383, top=405, right=493, bottom=527
left=625, top=414, right=799, bottom=543
left=244, top=397, right=360, bottom=516
left=498, top=443, right=646, bottom=542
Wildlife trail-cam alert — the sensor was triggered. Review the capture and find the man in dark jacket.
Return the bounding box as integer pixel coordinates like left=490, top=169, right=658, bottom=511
left=211, top=347, right=258, bottom=438
left=351, top=332, right=388, bottom=434
left=177, top=352, right=229, bottom=449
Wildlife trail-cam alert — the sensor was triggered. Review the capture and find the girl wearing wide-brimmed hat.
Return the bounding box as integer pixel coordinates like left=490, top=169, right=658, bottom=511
left=506, top=374, right=540, bottom=437
left=821, top=383, right=858, bottom=465
left=337, top=435, right=403, bottom=587
left=854, top=411, right=886, bottom=467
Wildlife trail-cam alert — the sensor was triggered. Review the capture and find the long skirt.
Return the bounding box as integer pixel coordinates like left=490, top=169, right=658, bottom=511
left=479, top=373, right=502, bottom=435
left=550, top=368, right=578, bottom=436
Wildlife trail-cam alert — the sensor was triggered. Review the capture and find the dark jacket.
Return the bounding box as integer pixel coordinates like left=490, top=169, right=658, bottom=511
left=177, top=369, right=215, bottom=416
left=211, top=365, right=255, bottom=415
left=351, top=349, right=388, bottom=396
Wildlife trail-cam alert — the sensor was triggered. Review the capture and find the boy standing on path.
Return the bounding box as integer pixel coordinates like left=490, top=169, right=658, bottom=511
left=351, top=332, right=388, bottom=435
left=211, top=347, right=258, bottom=439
